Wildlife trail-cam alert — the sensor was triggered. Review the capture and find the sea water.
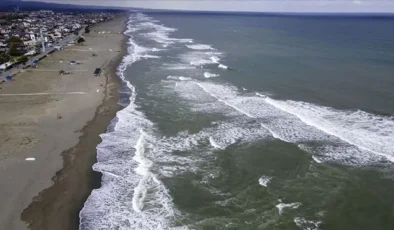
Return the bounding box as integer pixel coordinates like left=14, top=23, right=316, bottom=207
left=80, top=13, right=394, bottom=230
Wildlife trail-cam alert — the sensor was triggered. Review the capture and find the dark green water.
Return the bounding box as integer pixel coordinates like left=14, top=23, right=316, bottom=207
left=80, top=13, right=394, bottom=230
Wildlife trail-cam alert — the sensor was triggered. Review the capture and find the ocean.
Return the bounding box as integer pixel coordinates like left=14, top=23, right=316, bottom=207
left=79, top=13, right=394, bottom=230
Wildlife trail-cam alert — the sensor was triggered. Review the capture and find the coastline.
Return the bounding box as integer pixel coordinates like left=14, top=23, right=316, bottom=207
left=0, top=14, right=128, bottom=230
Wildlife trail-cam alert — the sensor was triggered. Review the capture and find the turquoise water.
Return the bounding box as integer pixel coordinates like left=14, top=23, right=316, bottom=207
left=80, top=13, right=394, bottom=230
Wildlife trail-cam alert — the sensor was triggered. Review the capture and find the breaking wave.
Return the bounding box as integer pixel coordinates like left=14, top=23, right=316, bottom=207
left=186, top=44, right=215, bottom=50
left=169, top=80, right=394, bottom=166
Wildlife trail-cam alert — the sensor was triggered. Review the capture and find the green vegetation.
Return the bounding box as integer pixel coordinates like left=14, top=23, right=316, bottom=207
left=8, top=36, right=24, bottom=57
left=8, top=36, right=23, bottom=44
left=0, top=52, right=11, bottom=64
left=0, top=14, right=28, bottom=24
left=77, top=37, right=85, bottom=45
left=85, top=27, right=90, bottom=34
left=8, top=44, right=20, bottom=56
left=18, top=55, right=28, bottom=65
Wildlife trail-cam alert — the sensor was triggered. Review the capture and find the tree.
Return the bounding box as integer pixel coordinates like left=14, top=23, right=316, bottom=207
left=8, top=36, right=23, bottom=57
left=8, top=43, right=20, bottom=56
left=8, top=36, right=23, bottom=45
left=85, top=27, right=90, bottom=34
left=0, top=53, right=10, bottom=64
left=77, top=37, right=85, bottom=46
left=18, top=55, right=29, bottom=65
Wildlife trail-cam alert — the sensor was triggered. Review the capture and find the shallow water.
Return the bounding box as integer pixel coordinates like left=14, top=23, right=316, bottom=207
left=80, top=13, right=394, bottom=230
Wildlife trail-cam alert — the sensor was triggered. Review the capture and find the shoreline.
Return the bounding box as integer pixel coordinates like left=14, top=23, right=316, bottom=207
left=21, top=14, right=127, bottom=229
left=0, top=13, right=128, bottom=230
left=21, top=15, right=127, bottom=230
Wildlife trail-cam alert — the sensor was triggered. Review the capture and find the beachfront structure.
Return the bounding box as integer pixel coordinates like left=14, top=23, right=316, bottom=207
left=0, top=61, right=13, bottom=71
left=0, top=11, right=115, bottom=55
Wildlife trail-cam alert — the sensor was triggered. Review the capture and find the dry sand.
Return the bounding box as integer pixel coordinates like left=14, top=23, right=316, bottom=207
left=0, top=14, right=127, bottom=230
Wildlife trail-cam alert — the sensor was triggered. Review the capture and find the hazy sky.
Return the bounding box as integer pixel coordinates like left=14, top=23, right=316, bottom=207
left=25, top=0, right=394, bottom=13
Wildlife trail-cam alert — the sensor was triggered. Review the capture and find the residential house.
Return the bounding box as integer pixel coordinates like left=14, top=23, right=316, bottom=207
left=0, top=62, right=13, bottom=71
left=0, top=26, right=11, bottom=34
left=23, top=40, right=36, bottom=47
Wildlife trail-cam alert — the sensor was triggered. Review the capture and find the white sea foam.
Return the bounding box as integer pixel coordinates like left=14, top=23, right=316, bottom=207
left=180, top=51, right=222, bottom=67
left=144, top=31, right=193, bottom=45
left=255, top=92, right=265, bottom=97
left=133, top=15, right=193, bottom=46
left=312, top=155, right=323, bottom=163
left=163, top=64, right=196, bottom=70
left=179, top=77, right=192, bottom=81
left=210, top=56, right=220, bottom=63
left=142, top=54, right=160, bottom=59
left=186, top=44, right=215, bottom=50
left=218, top=64, right=229, bottom=69
left=152, top=48, right=165, bottom=52
left=167, top=75, right=192, bottom=81
left=209, top=136, right=224, bottom=150
left=204, top=72, right=219, bottom=78
left=264, top=98, right=394, bottom=162
left=169, top=80, right=394, bottom=165
left=276, top=202, right=301, bottom=215
left=190, top=59, right=214, bottom=66
left=294, top=217, right=321, bottom=230
left=79, top=14, right=189, bottom=230
left=258, top=176, right=272, bottom=187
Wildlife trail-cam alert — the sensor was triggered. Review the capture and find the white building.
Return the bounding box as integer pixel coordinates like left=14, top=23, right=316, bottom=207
left=23, top=40, right=36, bottom=46
left=0, top=62, right=13, bottom=71
left=24, top=50, right=37, bottom=56
left=29, top=32, right=36, bottom=41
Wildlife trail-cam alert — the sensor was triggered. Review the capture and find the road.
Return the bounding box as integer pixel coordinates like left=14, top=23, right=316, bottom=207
left=0, top=28, right=85, bottom=82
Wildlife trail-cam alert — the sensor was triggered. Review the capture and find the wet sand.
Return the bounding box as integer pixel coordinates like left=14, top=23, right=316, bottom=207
left=0, top=14, right=127, bottom=230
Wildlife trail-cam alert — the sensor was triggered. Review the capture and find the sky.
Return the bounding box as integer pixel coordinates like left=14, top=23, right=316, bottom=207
left=23, top=0, right=394, bottom=13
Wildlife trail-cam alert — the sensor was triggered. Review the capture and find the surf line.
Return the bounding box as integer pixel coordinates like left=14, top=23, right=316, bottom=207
left=195, top=82, right=280, bottom=140
left=264, top=97, right=394, bottom=162
left=132, top=129, right=154, bottom=213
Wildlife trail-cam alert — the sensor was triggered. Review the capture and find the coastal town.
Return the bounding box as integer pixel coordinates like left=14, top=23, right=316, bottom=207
left=0, top=9, right=114, bottom=77
left=0, top=7, right=126, bottom=229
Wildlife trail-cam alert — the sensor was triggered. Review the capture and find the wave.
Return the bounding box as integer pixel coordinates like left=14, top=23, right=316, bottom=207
left=264, top=98, right=394, bottom=162
left=258, top=176, right=272, bottom=187
left=190, top=59, right=214, bottom=66
left=139, top=21, right=192, bottom=46
left=209, top=136, right=224, bottom=150
left=129, top=13, right=193, bottom=47
left=180, top=51, right=222, bottom=67
left=204, top=72, right=219, bottom=78
left=79, top=14, right=188, bottom=230
left=170, top=80, right=393, bottom=165
left=186, top=44, right=215, bottom=50
left=276, top=201, right=301, bottom=215
left=294, top=217, right=321, bottom=230
left=167, top=75, right=192, bottom=81
left=218, top=64, right=229, bottom=69
left=210, top=56, right=220, bottom=63
left=81, top=11, right=394, bottom=230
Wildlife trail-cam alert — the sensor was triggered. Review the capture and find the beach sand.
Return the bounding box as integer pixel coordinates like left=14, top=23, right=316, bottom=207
left=0, top=14, right=127, bottom=230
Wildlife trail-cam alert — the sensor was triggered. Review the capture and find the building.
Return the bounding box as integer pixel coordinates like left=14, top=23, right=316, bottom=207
left=0, top=62, right=13, bottom=71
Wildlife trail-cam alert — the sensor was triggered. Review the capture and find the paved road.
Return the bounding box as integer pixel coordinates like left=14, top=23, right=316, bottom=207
left=0, top=28, right=85, bottom=82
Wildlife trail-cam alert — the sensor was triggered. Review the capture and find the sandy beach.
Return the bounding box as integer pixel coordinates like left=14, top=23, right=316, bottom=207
left=0, top=14, right=127, bottom=230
